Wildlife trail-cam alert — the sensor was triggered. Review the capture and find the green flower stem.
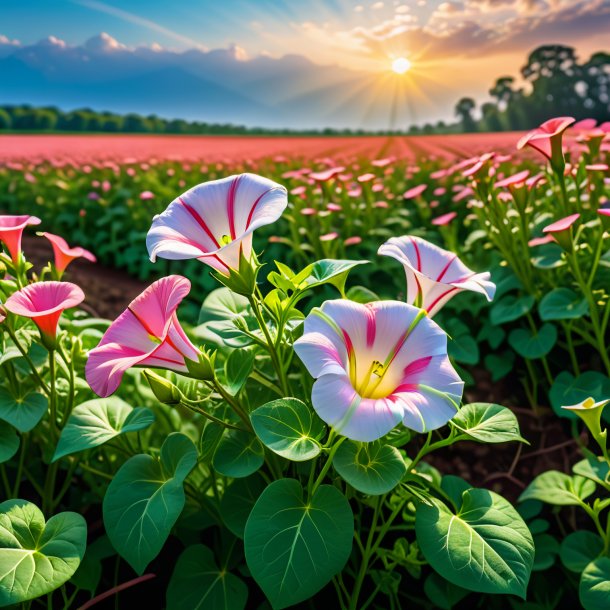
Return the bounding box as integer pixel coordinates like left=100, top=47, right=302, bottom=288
left=248, top=294, right=290, bottom=395
left=562, top=321, right=580, bottom=375
left=579, top=500, right=609, bottom=551
left=568, top=251, right=610, bottom=374
left=57, top=343, right=75, bottom=427
left=180, top=398, right=246, bottom=431
left=208, top=380, right=252, bottom=431
left=309, top=433, right=346, bottom=497
left=5, top=325, right=51, bottom=396
left=0, top=464, right=11, bottom=498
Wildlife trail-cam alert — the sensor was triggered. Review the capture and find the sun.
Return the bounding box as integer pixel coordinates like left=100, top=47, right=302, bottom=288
left=391, top=57, right=412, bottom=74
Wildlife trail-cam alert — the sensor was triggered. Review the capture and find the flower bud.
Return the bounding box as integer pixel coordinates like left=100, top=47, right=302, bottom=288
left=143, top=369, right=183, bottom=405
left=185, top=349, right=216, bottom=381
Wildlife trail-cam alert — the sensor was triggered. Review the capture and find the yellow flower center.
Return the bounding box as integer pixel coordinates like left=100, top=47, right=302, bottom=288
left=583, top=397, right=596, bottom=409
left=351, top=359, right=396, bottom=399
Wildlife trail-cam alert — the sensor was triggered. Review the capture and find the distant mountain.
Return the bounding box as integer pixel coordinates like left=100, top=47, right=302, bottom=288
left=0, top=33, right=416, bottom=129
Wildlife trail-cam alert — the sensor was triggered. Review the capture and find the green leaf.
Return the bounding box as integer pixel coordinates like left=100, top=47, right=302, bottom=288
left=224, top=349, right=255, bottom=396
left=448, top=333, right=480, bottom=365
left=220, top=474, right=266, bottom=539
left=451, top=403, right=526, bottom=444
left=244, top=478, right=353, bottom=609
left=424, top=572, right=468, bottom=610
left=103, top=433, right=197, bottom=574
left=295, top=259, right=368, bottom=294
left=539, top=288, right=589, bottom=321
left=198, top=288, right=250, bottom=324
left=440, top=475, right=471, bottom=508
left=251, top=398, right=325, bottom=462
left=550, top=372, right=610, bottom=420
left=484, top=351, right=515, bottom=382
left=508, top=323, right=557, bottom=359
left=519, top=471, right=595, bottom=505
left=166, top=544, right=247, bottom=610
left=490, top=294, right=535, bottom=325
left=531, top=244, right=565, bottom=269
left=213, top=429, right=264, bottom=477
left=346, top=285, right=379, bottom=304
left=573, top=458, right=610, bottom=487
left=0, top=389, right=48, bottom=433
left=532, top=533, right=559, bottom=571
left=0, top=422, right=19, bottom=464
left=333, top=440, right=406, bottom=495
left=0, top=499, right=86, bottom=606
left=560, top=531, right=604, bottom=573
left=580, top=558, right=610, bottom=610
left=53, top=397, right=154, bottom=461
left=415, top=488, right=534, bottom=598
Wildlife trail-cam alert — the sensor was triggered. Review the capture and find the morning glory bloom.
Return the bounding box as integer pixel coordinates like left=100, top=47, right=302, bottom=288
left=378, top=235, right=495, bottom=317
left=294, top=299, right=463, bottom=441
left=5, top=281, right=84, bottom=342
left=146, top=173, right=287, bottom=274
left=86, top=275, right=199, bottom=397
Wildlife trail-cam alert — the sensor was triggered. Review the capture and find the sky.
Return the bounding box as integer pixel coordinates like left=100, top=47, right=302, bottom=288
left=1, top=0, right=609, bottom=129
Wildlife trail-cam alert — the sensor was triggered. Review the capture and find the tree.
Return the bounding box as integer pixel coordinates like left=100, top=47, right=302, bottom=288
left=455, top=97, right=477, bottom=132
left=481, top=102, right=503, bottom=132
left=0, top=109, right=11, bottom=130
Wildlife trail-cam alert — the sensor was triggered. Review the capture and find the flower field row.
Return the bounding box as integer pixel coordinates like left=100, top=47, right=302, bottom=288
left=0, top=118, right=609, bottom=609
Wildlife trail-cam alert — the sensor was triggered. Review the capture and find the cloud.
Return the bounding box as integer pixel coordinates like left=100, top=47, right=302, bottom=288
left=347, top=0, right=610, bottom=59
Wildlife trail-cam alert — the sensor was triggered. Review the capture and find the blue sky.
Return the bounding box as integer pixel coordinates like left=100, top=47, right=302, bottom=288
left=1, top=0, right=609, bottom=128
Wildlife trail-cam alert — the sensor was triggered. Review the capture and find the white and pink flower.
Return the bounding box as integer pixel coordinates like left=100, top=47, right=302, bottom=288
left=146, top=173, right=287, bottom=274
left=378, top=236, right=495, bottom=316
left=294, top=299, right=463, bottom=441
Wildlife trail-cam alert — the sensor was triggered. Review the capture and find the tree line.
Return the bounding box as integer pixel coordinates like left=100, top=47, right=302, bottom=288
left=1, top=45, right=608, bottom=136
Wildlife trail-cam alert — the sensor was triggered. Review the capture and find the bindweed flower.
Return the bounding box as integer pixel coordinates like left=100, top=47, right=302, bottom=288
left=39, top=232, right=96, bottom=276
left=86, top=275, right=200, bottom=397
left=294, top=300, right=463, bottom=441
left=379, top=236, right=495, bottom=316
left=146, top=173, right=287, bottom=275
left=563, top=397, right=610, bottom=456
left=517, top=117, right=575, bottom=173
left=5, top=281, right=84, bottom=346
left=0, top=215, right=41, bottom=264
left=542, top=213, right=580, bottom=252
left=431, top=212, right=457, bottom=226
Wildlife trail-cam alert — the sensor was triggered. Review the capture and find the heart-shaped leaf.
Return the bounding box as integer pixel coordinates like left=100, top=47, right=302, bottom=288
left=484, top=351, right=515, bottom=382
left=220, top=474, right=266, bottom=539
left=519, top=471, right=596, bottom=505
left=451, top=403, right=526, bottom=444
left=449, top=334, right=480, bottom=365
left=550, top=371, right=610, bottom=419
left=560, top=531, right=604, bottom=573
left=295, top=259, right=368, bottom=294
left=0, top=500, right=86, bottom=605
left=0, top=389, right=48, bottom=433
left=490, top=294, right=535, bottom=325
left=416, top=488, right=534, bottom=598
left=0, top=422, right=19, bottom=464
left=251, top=398, right=325, bottom=462
left=244, top=478, right=353, bottom=609
left=198, top=288, right=250, bottom=324
left=508, top=323, right=557, bottom=359
left=213, top=429, right=264, bottom=477
left=532, top=533, right=559, bottom=571
left=53, top=397, right=155, bottom=461
left=539, top=288, right=589, bottom=321
left=333, top=440, right=406, bottom=495
left=580, top=557, right=610, bottom=610
left=166, top=544, right=247, bottom=610
left=103, top=433, right=197, bottom=574
left=424, top=572, right=469, bottom=610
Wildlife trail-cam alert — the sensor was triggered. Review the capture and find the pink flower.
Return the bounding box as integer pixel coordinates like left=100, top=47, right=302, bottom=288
left=357, top=173, right=376, bottom=183
left=431, top=212, right=457, bottom=226
left=372, top=157, right=394, bottom=167
left=300, top=207, right=317, bottom=216
left=39, top=233, right=96, bottom=274
left=309, top=167, right=345, bottom=182
left=543, top=213, right=580, bottom=251
left=374, top=201, right=389, bottom=209
left=495, top=170, right=530, bottom=189
left=294, top=300, right=463, bottom=441
left=5, top=281, right=84, bottom=341
left=378, top=236, right=495, bottom=316
left=403, top=184, right=427, bottom=200
left=517, top=117, right=575, bottom=162
left=86, top=276, right=199, bottom=397
left=140, top=191, right=155, bottom=200
left=0, top=215, right=42, bottom=263
left=528, top=235, right=555, bottom=247
left=326, top=203, right=342, bottom=212
left=320, top=232, right=338, bottom=242
left=344, top=236, right=362, bottom=246
left=146, top=173, right=287, bottom=275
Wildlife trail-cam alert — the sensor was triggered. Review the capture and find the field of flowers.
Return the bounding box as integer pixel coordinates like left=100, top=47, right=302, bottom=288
left=0, top=120, right=610, bottom=610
